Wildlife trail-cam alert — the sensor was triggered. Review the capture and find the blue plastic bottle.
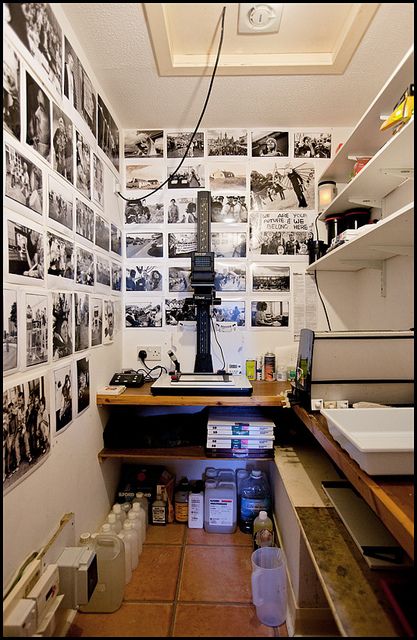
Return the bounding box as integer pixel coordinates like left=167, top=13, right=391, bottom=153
left=239, top=469, right=271, bottom=533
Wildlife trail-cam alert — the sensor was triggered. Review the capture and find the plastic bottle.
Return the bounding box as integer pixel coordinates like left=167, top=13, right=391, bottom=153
left=127, top=511, right=143, bottom=555
left=79, top=532, right=93, bottom=548
left=131, top=502, right=146, bottom=543
left=253, top=510, right=274, bottom=550
left=188, top=481, right=204, bottom=529
left=204, top=480, right=237, bottom=534
left=122, top=521, right=138, bottom=570
left=79, top=532, right=125, bottom=613
left=107, top=512, right=122, bottom=534
left=174, top=477, right=191, bottom=523
left=117, top=527, right=132, bottom=584
left=133, top=492, right=149, bottom=528
left=151, top=491, right=167, bottom=525
left=217, top=468, right=235, bottom=484
left=112, top=502, right=126, bottom=526
left=100, top=522, right=113, bottom=534
left=204, top=467, right=218, bottom=484
left=121, top=501, right=132, bottom=519
left=239, top=469, right=271, bottom=534
left=236, top=469, right=249, bottom=517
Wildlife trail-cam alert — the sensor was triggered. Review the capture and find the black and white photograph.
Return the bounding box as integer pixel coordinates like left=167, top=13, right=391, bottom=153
left=97, top=94, right=119, bottom=171
left=95, top=213, right=110, bottom=252
left=92, top=153, right=104, bottom=207
left=168, top=232, right=197, bottom=259
left=3, top=40, right=20, bottom=139
left=125, top=301, right=163, bottom=327
left=74, top=292, right=90, bottom=352
left=111, top=262, right=122, bottom=292
left=208, top=162, right=247, bottom=192
left=5, top=144, right=43, bottom=215
left=47, top=232, right=74, bottom=280
left=75, top=246, right=95, bottom=286
left=167, top=162, right=204, bottom=189
left=63, top=37, right=96, bottom=137
left=96, top=255, right=111, bottom=287
left=294, top=132, right=332, bottom=158
left=52, top=292, right=73, bottom=360
left=91, top=297, right=103, bottom=347
left=103, top=300, right=114, bottom=344
left=125, top=194, right=164, bottom=224
left=48, top=174, right=73, bottom=232
left=251, top=130, right=289, bottom=157
left=214, top=264, right=246, bottom=291
left=26, top=72, right=51, bottom=163
left=111, top=224, right=122, bottom=256
left=124, top=129, right=163, bottom=158
left=125, top=232, right=163, bottom=259
left=211, top=232, right=247, bottom=258
left=125, top=265, right=163, bottom=292
left=7, top=219, right=44, bottom=281
left=249, top=211, right=314, bottom=256
left=54, top=364, right=73, bottom=434
left=251, top=265, right=291, bottom=292
left=167, top=195, right=197, bottom=224
left=166, top=131, right=204, bottom=158
left=3, top=289, right=18, bottom=374
left=52, top=104, right=73, bottom=182
left=126, top=162, right=164, bottom=190
left=26, top=293, right=48, bottom=367
left=165, top=299, right=196, bottom=326
left=212, top=301, right=245, bottom=326
left=3, top=375, right=50, bottom=493
left=251, top=300, right=290, bottom=328
left=250, top=160, right=315, bottom=210
left=76, top=356, right=90, bottom=415
left=207, top=129, right=248, bottom=156
left=75, top=198, right=94, bottom=243
left=75, top=130, right=91, bottom=198
left=80, top=71, right=96, bottom=138
left=5, top=3, right=62, bottom=96
left=168, top=266, right=192, bottom=292
left=211, top=194, right=248, bottom=223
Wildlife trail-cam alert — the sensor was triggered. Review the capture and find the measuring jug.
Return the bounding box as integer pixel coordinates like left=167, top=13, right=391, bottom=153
left=251, top=546, right=287, bottom=627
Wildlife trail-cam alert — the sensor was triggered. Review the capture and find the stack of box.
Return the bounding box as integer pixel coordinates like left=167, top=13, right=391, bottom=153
left=205, top=408, right=275, bottom=458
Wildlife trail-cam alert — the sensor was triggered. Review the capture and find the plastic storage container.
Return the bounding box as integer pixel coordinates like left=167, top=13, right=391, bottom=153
left=251, top=546, right=287, bottom=627
left=204, top=479, right=237, bottom=534
left=79, top=533, right=125, bottom=613
left=239, top=470, right=271, bottom=533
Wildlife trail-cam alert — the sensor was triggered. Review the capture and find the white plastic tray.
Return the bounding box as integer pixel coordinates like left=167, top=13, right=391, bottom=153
left=320, top=407, right=414, bottom=475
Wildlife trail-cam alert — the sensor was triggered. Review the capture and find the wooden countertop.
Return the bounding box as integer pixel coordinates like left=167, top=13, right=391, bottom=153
left=293, top=405, right=414, bottom=561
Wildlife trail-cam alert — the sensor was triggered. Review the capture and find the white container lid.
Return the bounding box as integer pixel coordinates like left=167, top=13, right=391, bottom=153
left=258, top=511, right=268, bottom=520
left=112, top=503, right=122, bottom=513
left=108, top=513, right=116, bottom=523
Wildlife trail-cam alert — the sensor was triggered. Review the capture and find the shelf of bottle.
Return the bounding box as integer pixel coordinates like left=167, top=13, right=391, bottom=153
left=98, top=446, right=274, bottom=462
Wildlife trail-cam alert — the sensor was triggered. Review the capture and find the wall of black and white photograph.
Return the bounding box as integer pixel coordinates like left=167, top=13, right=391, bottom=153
left=251, top=130, right=289, bottom=157
left=165, top=299, right=196, bottom=325
left=26, top=72, right=51, bottom=163
left=125, top=264, right=163, bottom=292
left=3, top=40, right=21, bottom=140
left=251, top=265, right=291, bottom=292
left=3, top=289, right=18, bottom=374
left=126, top=232, right=163, bottom=259
left=168, top=232, right=197, bottom=259
left=124, top=129, right=164, bottom=158
left=97, top=95, right=119, bottom=171
left=207, top=129, right=248, bottom=156
left=251, top=300, right=290, bottom=328
left=3, top=375, right=50, bottom=493
left=167, top=131, right=204, bottom=158
left=75, top=198, right=95, bottom=243
left=214, top=264, right=246, bottom=291
left=250, top=160, right=315, bottom=210
left=125, top=194, right=164, bottom=224
left=7, top=219, right=44, bottom=281
left=94, top=213, right=110, bottom=252
left=48, top=174, right=74, bottom=232
left=75, top=130, right=91, bottom=198
left=167, top=163, right=204, bottom=189
left=166, top=195, right=197, bottom=224
left=76, top=356, right=90, bottom=415
left=211, top=232, right=247, bottom=258
left=212, top=301, right=245, bottom=326
left=5, top=144, right=43, bottom=215
left=74, top=292, right=90, bottom=352
left=52, top=291, right=73, bottom=360
left=249, top=211, right=315, bottom=256
left=54, top=364, right=72, bottom=434
left=91, top=297, right=103, bottom=347
left=125, top=301, right=163, bottom=327
left=75, top=246, right=95, bottom=286
left=47, top=231, right=74, bottom=280
left=26, top=293, right=48, bottom=367
left=168, top=266, right=192, bottom=292
left=103, top=300, right=114, bottom=344
left=211, top=194, right=248, bottom=223
left=52, top=104, right=73, bottom=182
left=294, top=132, right=332, bottom=158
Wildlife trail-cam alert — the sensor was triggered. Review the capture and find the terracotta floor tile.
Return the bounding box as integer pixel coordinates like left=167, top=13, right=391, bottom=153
left=145, top=523, right=186, bottom=545
left=179, top=546, right=252, bottom=603
left=173, top=603, right=275, bottom=637
left=68, top=602, right=172, bottom=637
left=186, top=528, right=252, bottom=547
left=124, top=545, right=182, bottom=602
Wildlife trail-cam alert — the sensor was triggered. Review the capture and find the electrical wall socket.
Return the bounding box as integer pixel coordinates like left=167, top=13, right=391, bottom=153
left=138, top=346, right=161, bottom=361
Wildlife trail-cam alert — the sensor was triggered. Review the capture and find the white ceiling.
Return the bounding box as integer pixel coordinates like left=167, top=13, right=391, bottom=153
left=59, top=3, right=414, bottom=129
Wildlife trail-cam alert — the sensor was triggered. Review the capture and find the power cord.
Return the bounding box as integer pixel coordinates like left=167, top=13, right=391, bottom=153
left=137, top=353, right=167, bottom=381
left=115, top=6, right=226, bottom=204
left=210, top=314, right=226, bottom=371
left=313, top=213, right=332, bottom=331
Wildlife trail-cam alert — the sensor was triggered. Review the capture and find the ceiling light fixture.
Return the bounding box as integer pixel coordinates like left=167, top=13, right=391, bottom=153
left=238, top=3, right=283, bottom=34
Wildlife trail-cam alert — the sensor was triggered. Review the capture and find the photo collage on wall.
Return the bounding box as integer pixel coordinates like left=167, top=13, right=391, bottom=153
left=3, top=3, right=122, bottom=493
left=122, top=127, right=333, bottom=331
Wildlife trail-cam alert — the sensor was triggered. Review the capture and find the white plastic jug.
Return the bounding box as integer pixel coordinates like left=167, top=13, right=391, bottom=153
left=251, top=547, right=287, bottom=627
left=79, top=533, right=125, bottom=613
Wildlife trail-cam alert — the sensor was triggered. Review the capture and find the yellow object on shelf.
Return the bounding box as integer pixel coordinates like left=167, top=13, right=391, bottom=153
left=380, top=95, right=414, bottom=131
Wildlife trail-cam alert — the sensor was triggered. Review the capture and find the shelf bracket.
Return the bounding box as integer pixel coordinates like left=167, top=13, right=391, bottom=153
left=369, top=244, right=414, bottom=257
left=339, top=259, right=383, bottom=270
left=380, top=168, right=414, bottom=180
left=347, top=196, right=382, bottom=208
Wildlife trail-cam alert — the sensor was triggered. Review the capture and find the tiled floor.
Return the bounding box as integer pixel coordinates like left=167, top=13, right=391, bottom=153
left=67, top=524, right=288, bottom=637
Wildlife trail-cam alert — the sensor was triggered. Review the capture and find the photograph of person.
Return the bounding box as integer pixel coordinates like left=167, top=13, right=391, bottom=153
left=7, top=220, right=44, bottom=280
left=124, top=195, right=164, bottom=224
left=167, top=163, right=204, bottom=189
left=207, top=129, right=248, bottom=156
left=294, top=132, right=332, bottom=158
left=3, top=289, right=18, bottom=374
left=91, top=298, right=103, bottom=347
left=26, top=72, right=51, bottom=163
left=251, top=300, right=289, bottom=328
left=26, top=293, right=48, bottom=367
left=103, top=300, right=114, bottom=344
left=125, top=302, right=163, bottom=327
left=251, top=130, right=289, bottom=157
left=250, top=160, right=315, bottom=210
left=111, top=224, right=122, bottom=256
left=75, top=246, right=95, bottom=286
left=48, top=174, right=73, bottom=232
left=214, top=264, right=246, bottom=291
left=52, top=104, right=73, bottom=182
left=124, top=129, right=163, bottom=158
left=63, top=37, right=79, bottom=108
left=168, top=266, right=192, bottom=292
left=94, top=213, right=110, bottom=252
left=76, top=357, right=90, bottom=415
left=166, top=195, right=197, bottom=224
left=111, top=262, right=122, bottom=292
left=168, top=233, right=197, bottom=259
left=164, top=299, right=196, bottom=326
left=54, top=365, right=72, bottom=434
left=47, top=232, right=74, bottom=280
left=92, top=153, right=104, bottom=207
left=75, top=198, right=94, bottom=243
left=97, top=94, right=119, bottom=171
left=75, top=130, right=91, bottom=198
left=166, top=131, right=204, bottom=158
left=126, top=233, right=163, bottom=259
left=211, top=194, right=248, bottom=223
left=125, top=265, right=163, bottom=292
left=5, top=144, right=43, bottom=215
left=5, top=3, right=62, bottom=95
left=3, top=40, right=20, bottom=139
left=74, top=292, right=89, bottom=352
left=96, top=256, right=111, bottom=287
left=252, top=265, right=290, bottom=292
left=52, top=292, right=73, bottom=361
left=212, top=301, right=245, bottom=327
left=3, top=375, right=50, bottom=492
left=211, top=232, right=247, bottom=258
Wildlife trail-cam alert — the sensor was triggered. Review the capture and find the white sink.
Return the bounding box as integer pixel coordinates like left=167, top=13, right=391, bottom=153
left=320, top=407, right=414, bottom=475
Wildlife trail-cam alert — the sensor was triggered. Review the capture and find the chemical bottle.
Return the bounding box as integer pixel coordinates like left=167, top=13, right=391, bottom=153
left=79, top=531, right=125, bottom=613
left=112, top=502, right=126, bottom=525
left=133, top=492, right=149, bottom=528
left=107, top=512, right=122, bottom=534
left=131, top=502, right=146, bottom=543
left=188, top=480, right=204, bottom=529
left=122, top=521, right=138, bottom=570
left=127, top=511, right=143, bottom=555
left=151, top=491, right=167, bottom=525
left=239, top=469, right=271, bottom=533
left=120, top=501, right=132, bottom=518
left=217, top=469, right=235, bottom=483
left=252, top=510, right=274, bottom=550
left=204, top=479, right=237, bottom=534
left=174, top=477, right=191, bottom=523
left=100, top=522, right=113, bottom=534
left=79, top=532, right=93, bottom=548
left=236, top=469, right=249, bottom=516
left=204, top=467, right=218, bottom=484
left=117, top=527, right=132, bottom=584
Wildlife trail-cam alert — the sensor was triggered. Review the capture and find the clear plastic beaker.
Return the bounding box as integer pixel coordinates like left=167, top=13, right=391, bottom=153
left=251, top=546, right=287, bottom=627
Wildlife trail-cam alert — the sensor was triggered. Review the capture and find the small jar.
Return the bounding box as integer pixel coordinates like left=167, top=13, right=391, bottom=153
left=343, top=208, right=371, bottom=230
left=318, top=181, right=337, bottom=210
left=324, top=215, right=344, bottom=246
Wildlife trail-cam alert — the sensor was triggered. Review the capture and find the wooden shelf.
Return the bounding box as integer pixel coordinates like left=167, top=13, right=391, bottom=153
left=307, top=202, right=413, bottom=272
left=98, top=446, right=273, bottom=462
